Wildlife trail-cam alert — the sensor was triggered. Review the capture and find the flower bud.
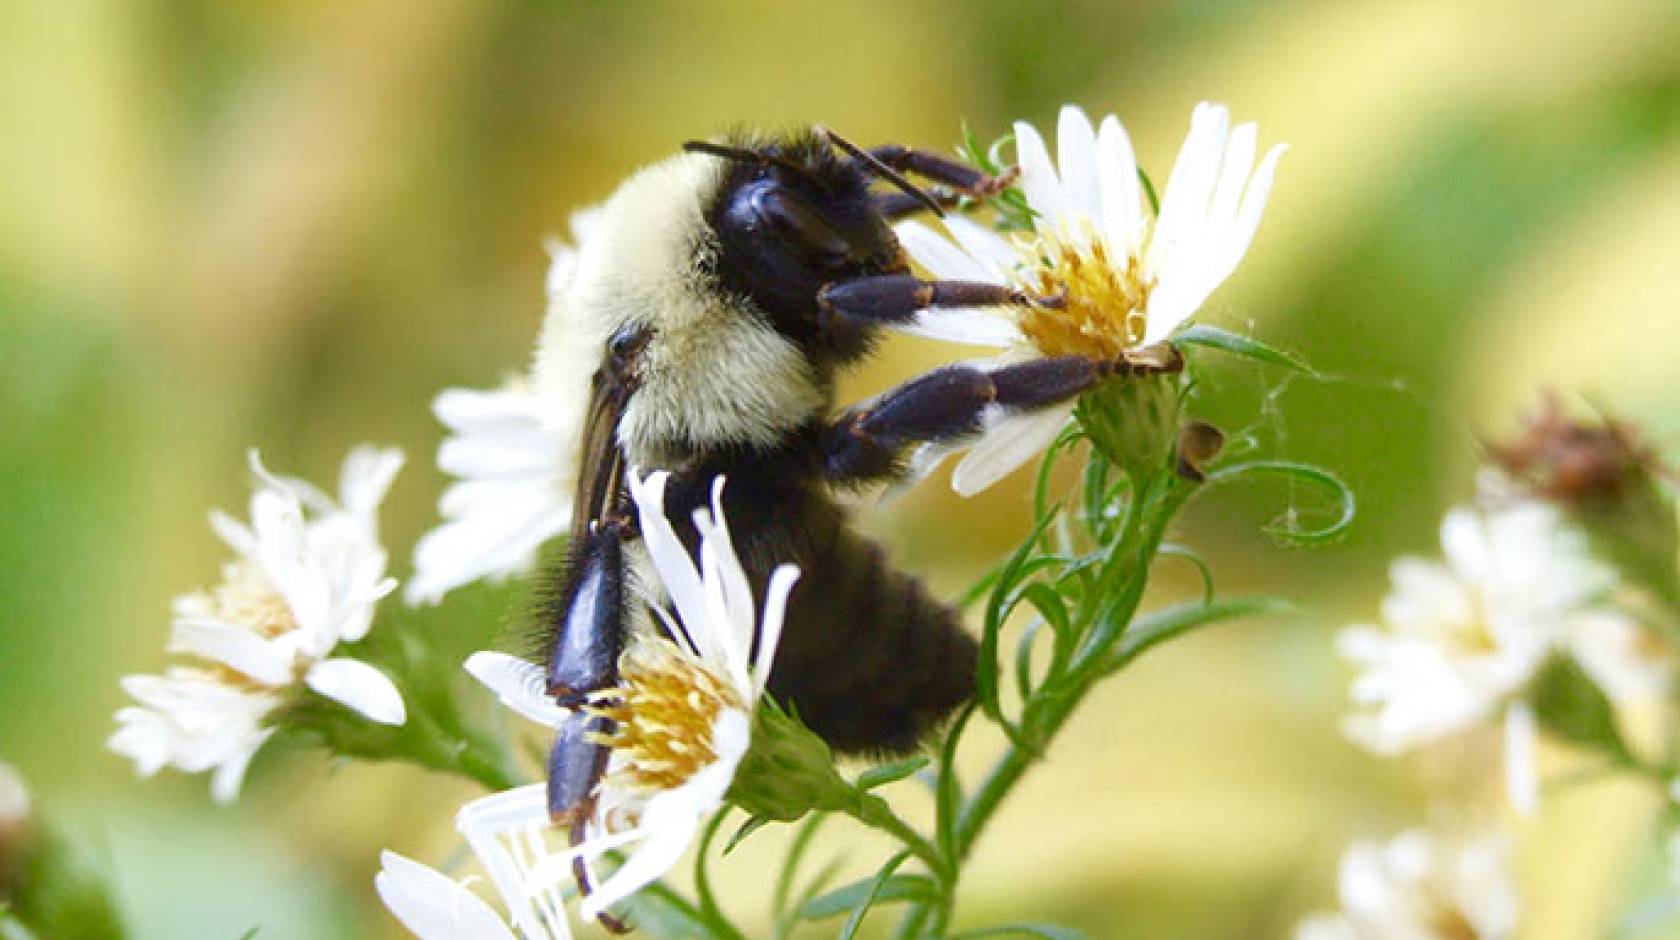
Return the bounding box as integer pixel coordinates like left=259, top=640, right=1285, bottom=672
left=1077, top=371, right=1184, bottom=481
left=726, top=704, right=857, bottom=822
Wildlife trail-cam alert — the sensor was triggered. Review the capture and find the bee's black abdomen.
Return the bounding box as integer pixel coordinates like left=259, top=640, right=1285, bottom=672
left=772, top=527, right=976, bottom=754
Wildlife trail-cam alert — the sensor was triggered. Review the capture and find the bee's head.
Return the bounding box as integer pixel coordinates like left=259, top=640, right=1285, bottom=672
left=690, top=129, right=917, bottom=350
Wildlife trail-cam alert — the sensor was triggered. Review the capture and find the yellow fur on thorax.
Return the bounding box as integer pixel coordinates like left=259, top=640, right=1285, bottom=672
left=532, top=152, right=825, bottom=468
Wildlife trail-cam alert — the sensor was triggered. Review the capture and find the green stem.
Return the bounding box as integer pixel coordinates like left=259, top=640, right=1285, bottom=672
left=403, top=709, right=522, bottom=792
left=846, top=793, right=949, bottom=884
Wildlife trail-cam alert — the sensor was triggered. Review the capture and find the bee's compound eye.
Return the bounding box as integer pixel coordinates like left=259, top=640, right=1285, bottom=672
left=751, top=187, right=849, bottom=259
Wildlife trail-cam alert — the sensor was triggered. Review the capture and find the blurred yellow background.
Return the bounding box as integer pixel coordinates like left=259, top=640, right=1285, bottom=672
left=2, top=0, right=1676, bottom=937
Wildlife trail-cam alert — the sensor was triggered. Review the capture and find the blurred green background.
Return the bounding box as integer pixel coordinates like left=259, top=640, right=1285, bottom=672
left=2, top=0, right=1676, bottom=937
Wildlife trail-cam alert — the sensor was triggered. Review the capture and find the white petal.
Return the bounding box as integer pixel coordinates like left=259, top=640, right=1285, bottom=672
left=376, top=850, right=519, bottom=940
left=209, top=729, right=272, bottom=804
left=247, top=449, right=334, bottom=515
left=894, top=220, right=993, bottom=282
left=893, top=308, right=1021, bottom=348
left=1096, top=114, right=1144, bottom=257
left=1439, top=508, right=1492, bottom=586
left=1503, top=702, right=1540, bottom=815
left=1206, top=122, right=1258, bottom=236
left=1056, top=105, right=1102, bottom=223
left=1150, top=102, right=1229, bottom=275
left=951, top=404, right=1072, bottom=497
left=339, top=445, right=404, bottom=521
left=466, top=652, right=570, bottom=728
left=456, top=786, right=569, bottom=940
left=406, top=503, right=568, bottom=605
left=1217, top=143, right=1286, bottom=283
left=167, top=618, right=294, bottom=686
left=942, top=215, right=1021, bottom=282
left=752, top=565, right=801, bottom=698
left=694, top=478, right=756, bottom=693
left=627, top=471, right=714, bottom=660
left=208, top=509, right=258, bottom=559
left=579, top=812, right=700, bottom=921
left=433, top=386, right=538, bottom=431
left=1013, top=119, right=1066, bottom=227
left=306, top=658, right=407, bottom=725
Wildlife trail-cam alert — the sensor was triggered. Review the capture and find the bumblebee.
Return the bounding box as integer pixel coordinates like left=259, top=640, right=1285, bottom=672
left=533, top=127, right=1168, bottom=848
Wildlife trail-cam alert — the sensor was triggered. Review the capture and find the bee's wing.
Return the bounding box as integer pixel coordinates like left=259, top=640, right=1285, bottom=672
left=569, top=366, right=631, bottom=544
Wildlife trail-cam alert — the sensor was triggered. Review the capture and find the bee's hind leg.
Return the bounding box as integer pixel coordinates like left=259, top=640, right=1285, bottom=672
left=542, top=518, right=634, bottom=933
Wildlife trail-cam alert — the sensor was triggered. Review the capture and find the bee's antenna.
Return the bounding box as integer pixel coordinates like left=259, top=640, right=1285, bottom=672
left=682, top=139, right=816, bottom=180
left=817, top=125, right=945, bottom=219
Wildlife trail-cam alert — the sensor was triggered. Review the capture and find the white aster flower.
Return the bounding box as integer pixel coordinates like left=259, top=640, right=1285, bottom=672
left=382, top=469, right=796, bottom=938
left=109, top=447, right=406, bottom=802
left=407, top=210, right=601, bottom=605
left=893, top=102, right=1285, bottom=494
left=1339, top=502, right=1623, bottom=812
left=1296, top=829, right=1517, bottom=940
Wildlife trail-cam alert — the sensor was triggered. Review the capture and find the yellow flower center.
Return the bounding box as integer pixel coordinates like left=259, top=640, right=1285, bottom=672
left=587, top=639, right=743, bottom=795
left=200, top=562, right=300, bottom=640
left=1015, top=229, right=1153, bottom=360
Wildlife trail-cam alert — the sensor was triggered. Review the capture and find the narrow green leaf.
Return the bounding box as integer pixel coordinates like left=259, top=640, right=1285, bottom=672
left=979, top=509, right=1061, bottom=721
left=797, top=866, right=930, bottom=922
left=693, top=810, right=735, bottom=932
left=722, top=815, right=770, bottom=856
left=936, top=703, right=977, bottom=865
left=1203, top=460, right=1356, bottom=545
left=839, top=854, right=916, bottom=940
left=236, top=930, right=260, bottom=940
left=1156, top=543, right=1216, bottom=604
left=1532, top=656, right=1634, bottom=763
left=1018, top=582, right=1076, bottom=680
left=1101, top=597, right=1294, bottom=675
left=772, top=813, right=830, bottom=919
left=1173, top=324, right=1316, bottom=376
left=855, top=757, right=931, bottom=791
left=1015, top=618, right=1045, bottom=701
left=952, top=923, right=1091, bottom=940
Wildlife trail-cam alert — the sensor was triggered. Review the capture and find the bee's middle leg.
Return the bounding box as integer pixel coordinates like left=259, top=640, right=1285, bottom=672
left=824, top=357, right=1106, bottom=482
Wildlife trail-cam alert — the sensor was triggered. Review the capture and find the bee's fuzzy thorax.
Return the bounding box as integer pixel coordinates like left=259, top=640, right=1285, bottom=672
left=533, top=149, right=828, bottom=465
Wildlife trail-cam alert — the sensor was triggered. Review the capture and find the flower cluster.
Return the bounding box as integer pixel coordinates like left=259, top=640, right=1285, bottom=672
left=108, top=448, right=407, bottom=801
left=1339, top=499, right=1668, bottom=810
left=1302, top=399, right=1679, bottom=936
